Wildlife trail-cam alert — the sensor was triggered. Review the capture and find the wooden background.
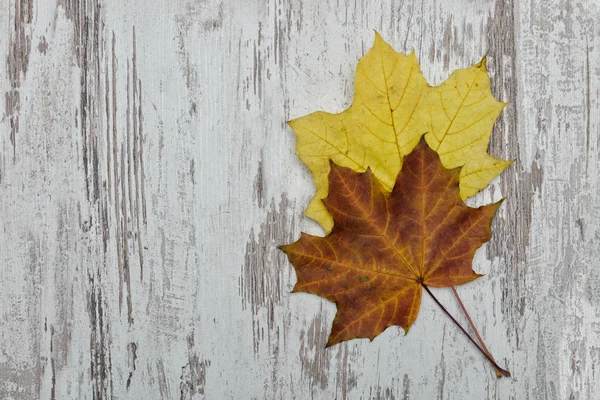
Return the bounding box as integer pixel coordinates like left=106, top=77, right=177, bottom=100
left=1, top=0, right=599, bottom=399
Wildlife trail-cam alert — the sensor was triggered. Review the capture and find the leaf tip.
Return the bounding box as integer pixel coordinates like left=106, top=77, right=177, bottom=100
left=278, top=243, right=292, bottom=256
left=372, top=30, right=392, bottom=51
left=326, top=159, right=340, bottom=177
left=482, top=198, right=504, bottom=219
left=325, top=336, right=340, bottom=348
left=278, top=242, right=288, bottom=250
left=406, top=50, right=420, bottom=65
left=477, top=56, right=488, bottom=70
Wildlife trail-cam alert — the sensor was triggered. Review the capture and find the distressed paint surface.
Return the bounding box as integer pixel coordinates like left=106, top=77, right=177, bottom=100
left=0, top=0, right=599, bottom=399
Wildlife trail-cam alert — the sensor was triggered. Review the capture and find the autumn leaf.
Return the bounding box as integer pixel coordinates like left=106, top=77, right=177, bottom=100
left=281, top=140, right=501, bottom=346
left=289, top=32, right=510, bottom=232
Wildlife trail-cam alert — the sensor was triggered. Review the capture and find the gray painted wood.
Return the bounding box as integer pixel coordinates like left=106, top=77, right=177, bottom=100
left=1, top=0, right=599, bottom=398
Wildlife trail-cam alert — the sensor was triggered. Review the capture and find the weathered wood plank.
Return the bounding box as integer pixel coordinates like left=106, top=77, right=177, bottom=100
left=1, top=0, right=599, bottom=399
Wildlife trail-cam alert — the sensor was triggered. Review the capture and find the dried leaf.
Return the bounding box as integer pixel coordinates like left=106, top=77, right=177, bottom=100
left=289, top=33, right=510, bottom=232
left=281, top=140, right=501, bottom=346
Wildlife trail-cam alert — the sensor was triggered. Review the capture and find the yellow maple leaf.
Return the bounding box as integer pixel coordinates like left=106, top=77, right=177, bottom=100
left=289, top=32, right=511, bottom=232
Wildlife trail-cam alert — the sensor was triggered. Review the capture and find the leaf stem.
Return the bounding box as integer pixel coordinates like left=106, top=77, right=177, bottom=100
left=422, top=284, right=511, bottom=377
left=451, top=286, right=503, bottom=378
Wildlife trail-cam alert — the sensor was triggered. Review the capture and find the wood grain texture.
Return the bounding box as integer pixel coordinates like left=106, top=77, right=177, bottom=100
left=0, top=0, right=598, bottom=399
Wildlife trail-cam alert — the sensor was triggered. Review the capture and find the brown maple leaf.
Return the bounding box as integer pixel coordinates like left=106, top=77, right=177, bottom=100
left=281, top=139, right=502, bottom=347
